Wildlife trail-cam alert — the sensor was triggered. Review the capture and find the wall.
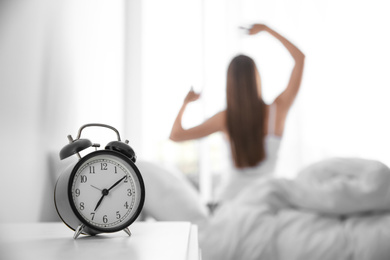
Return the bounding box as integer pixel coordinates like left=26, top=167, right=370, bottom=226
left=0, top=0, right=51, bottom=223
left=0, top=0, right=125, bottom=222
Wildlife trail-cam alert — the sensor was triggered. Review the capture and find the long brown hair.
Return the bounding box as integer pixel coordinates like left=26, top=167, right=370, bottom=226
left=226, top=55, right=266, bottom=168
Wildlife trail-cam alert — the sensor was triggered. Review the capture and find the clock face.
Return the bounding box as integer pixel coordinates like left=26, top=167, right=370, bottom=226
left=69, top=151, right=144, bottom=232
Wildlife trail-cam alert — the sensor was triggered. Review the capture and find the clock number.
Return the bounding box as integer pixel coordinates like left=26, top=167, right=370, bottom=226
left=101, top=163, right=107, bottom=170
left=103, top=215, right=108, bottom=223
left=124, top=201, right=129, bottom=209
left=75, top=189, right=80, bottom=197
left=124, top=176, right=128, bottom=183
left=79, top=202, right=85, bottom=211
left=90, top=212, right=95, bottom=220
left=116, top=211, right=121, bottom=219
left=80, top=175, right=87, bottom=183
left=115, top=166, right=117, bottom=173
left=89, top=166, right=95, bottom=174
left=127, top=189, right=132, bottom=196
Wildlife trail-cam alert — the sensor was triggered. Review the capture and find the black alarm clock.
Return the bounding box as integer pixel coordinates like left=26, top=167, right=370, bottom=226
left=54, top=123, right=145, bottom=239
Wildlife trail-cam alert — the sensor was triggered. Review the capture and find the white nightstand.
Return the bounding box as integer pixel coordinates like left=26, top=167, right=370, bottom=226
left=0, top=222, right=200, bottom=260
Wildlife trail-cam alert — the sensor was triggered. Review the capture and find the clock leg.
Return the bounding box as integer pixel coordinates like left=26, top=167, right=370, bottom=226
left=74, top=224, right=85, bottom=239
left=123, top=227, right=132, bottom=237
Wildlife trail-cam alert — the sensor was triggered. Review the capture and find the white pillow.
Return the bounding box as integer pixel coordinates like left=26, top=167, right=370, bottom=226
left=283, top=157, right=390, bottom=215
left=136, top=160, right=208, bottom=224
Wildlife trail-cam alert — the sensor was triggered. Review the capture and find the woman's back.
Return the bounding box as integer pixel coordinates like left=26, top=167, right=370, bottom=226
left=217, top=104, right=282, bottom=201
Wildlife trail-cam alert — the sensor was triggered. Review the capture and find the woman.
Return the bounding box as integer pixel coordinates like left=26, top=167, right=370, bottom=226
left=169, top=24, right=305, bottom=201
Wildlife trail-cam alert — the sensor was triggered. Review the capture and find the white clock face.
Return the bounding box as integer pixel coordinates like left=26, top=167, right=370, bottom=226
left=70, top=153, right=143, bottom=230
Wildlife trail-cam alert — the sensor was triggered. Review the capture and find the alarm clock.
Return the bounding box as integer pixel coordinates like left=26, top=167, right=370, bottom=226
left=54, top=123, right=145, bottom=239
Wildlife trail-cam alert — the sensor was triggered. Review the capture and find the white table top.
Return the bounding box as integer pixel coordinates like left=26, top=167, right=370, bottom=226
left=0, top=222, right=200, bottom=260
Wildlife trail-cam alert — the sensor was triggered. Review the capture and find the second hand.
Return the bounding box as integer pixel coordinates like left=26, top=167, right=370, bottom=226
left=91, top=185, right=103, bottom=191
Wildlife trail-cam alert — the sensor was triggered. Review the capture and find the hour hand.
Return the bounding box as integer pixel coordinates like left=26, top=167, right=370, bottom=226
left=94, top=194, right=105, bottom=211
left=94, top=189, right=109, bottom=211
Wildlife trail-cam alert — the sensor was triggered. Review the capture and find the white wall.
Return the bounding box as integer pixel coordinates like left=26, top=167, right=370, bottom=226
left=0, top=0, right=52, bottom=223
left=123, top=0, right=144, bottom=155
left=0, top=0, right=125, bottom=222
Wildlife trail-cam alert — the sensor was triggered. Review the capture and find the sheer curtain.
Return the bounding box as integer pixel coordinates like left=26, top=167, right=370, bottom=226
left=135, top=0, right=390, bottom=202
left=213, top=0, right=390, bottom=178
left=235, top=0, right=390, bottom=177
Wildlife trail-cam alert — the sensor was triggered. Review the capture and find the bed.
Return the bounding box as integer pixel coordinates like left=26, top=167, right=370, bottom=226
left=138, top=157, right=390, bottom=260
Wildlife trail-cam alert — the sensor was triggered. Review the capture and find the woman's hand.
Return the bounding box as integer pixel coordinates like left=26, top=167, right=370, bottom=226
left=170, top=86, right=223, bottom=142
left=248, top=24, right=268, bottom=35
left=184, top=88, right=200, bottom=104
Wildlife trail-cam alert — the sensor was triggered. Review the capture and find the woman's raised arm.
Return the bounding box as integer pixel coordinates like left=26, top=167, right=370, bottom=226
left=169, top=89, right=225, bottom=142
left=249, top=24, right=305, bottom=111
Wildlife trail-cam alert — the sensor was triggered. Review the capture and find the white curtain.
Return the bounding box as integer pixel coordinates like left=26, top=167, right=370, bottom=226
left=137, top=0, right=390, bottom=201
left=234, top=0, right=390, bottom=177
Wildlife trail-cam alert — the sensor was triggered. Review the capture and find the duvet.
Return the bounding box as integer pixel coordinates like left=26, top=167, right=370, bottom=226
left=138, top=157, right=390, bottom=260
left=200, top=158, right=390, bottom=260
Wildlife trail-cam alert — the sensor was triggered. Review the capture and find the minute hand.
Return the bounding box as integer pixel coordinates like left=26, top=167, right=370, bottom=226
left=108, top=176, right=127, bottom=191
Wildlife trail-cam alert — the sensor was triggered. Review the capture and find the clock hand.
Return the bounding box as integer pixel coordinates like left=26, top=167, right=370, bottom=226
left=108, top=175, right=127, bottom=191
left=93, top=176, right=126, bottom=212
left=90, top=185, right=103, bottom=191
left=94, top=189, right=109, bottom=211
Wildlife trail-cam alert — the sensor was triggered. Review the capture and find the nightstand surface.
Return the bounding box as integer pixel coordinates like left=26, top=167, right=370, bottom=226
left=0, top=222, right=200, bottom=260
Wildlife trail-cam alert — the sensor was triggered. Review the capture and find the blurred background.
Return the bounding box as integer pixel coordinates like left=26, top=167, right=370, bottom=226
left=1, top=0, right=390, bottom=223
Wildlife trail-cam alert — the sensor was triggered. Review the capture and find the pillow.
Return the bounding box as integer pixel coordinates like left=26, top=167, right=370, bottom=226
left=282, top=157, right=390, bottom=215
left=135, top=160, right=208, bottom=224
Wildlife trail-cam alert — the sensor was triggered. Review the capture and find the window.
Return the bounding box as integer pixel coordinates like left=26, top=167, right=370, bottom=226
left=127, top=0, right=390, bottom=202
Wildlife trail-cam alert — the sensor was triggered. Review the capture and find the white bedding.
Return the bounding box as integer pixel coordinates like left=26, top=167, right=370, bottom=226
left=138, top=158, right=390, bottom=260
left=199, top=177, right=390, bottom=260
